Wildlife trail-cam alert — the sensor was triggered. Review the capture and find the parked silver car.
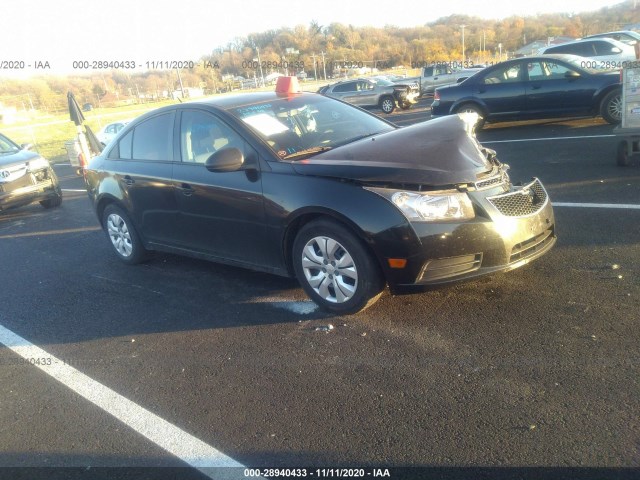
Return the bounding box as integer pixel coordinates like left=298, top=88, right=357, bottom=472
left=318, top=77, right=419, bottom=113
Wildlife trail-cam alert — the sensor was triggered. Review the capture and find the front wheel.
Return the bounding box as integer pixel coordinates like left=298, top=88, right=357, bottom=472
left=40, top=192, right=62, bottom=209
left=379, top=96, right=395, bottom=114
left=601, top=90, right=622, bottom=124
left=102, top=204, right=149, bottom=264
left=293, top=219, right=385, bottom=314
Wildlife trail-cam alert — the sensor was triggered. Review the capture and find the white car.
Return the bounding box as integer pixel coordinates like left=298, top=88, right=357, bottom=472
left=581, top=30, right=640, bottom=47
left=540, top=38, right=637, bottom=68
left=96, top=119, right=132, bottom=146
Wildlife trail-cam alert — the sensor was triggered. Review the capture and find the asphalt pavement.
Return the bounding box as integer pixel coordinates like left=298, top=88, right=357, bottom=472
left=0, top=100, right=638, bottom=480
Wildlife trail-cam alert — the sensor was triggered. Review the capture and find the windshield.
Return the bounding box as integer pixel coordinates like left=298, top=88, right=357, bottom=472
left=0, top=133, right=20, bottom=154
left=229, top=94, right=395, bottom=160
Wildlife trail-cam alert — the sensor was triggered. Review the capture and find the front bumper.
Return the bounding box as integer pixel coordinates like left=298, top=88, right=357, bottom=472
left=0, top=167, right=60, bottom=211
left=379, top=178, right=556, bottom=292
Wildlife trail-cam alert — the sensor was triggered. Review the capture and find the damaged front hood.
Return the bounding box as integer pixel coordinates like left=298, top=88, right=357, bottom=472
left=0, top=149, right=41, bottom=167
left=293, top=114, right=493, bottom=186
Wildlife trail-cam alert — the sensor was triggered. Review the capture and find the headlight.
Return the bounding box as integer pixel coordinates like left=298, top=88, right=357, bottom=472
left=28, top=157, right=50, bottom=171
left=366, top=187, right=475, bottom=222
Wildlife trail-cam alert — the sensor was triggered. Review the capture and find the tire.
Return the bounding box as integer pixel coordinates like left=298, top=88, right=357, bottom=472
left=293, top=219, right=385, bottom=314
left=601, top=90, right=622, bottom=124
left=379, top=96, right=395, bottom=114
left=454, top=103, right=486, bottom=130
left=102, top=204, right=149, bottom=264
left=40, top=193, right=62, bottom=209
left=617, top=140, right=630, bottom=167
left=400, top=103, right=412, bottom=110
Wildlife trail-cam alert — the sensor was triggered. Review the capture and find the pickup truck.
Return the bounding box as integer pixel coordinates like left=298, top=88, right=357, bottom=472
left=401, top=65, right=485, bottom=97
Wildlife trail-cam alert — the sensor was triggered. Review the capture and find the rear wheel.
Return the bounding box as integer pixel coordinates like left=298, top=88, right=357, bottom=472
left=102, top=204, right=149, bottom=264
left=293, top=219, right=385, bottom=314
left=454, top=103, right=486, bottom=130
left=379, top=96, right=395, bottom=114
left=601, top=90, right=622, bottom=124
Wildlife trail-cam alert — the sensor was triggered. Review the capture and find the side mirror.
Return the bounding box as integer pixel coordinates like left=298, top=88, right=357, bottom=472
left=565, top=71, right=580, bottom=78
left=205, top=147, right=244, bottom=172
left=20, top=143, right=33, bottom=151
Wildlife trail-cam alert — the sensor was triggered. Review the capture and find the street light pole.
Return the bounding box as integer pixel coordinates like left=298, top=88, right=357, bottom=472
left=256, top=47, right=265, bottom=87
left=461, top=25, right=466, bottom=65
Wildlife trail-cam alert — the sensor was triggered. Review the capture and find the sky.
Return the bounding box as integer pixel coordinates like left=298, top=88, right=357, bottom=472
left=0, top=0, right=629, bottom=77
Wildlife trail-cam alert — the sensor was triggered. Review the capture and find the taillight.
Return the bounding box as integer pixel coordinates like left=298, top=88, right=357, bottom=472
left=434, top=91, right=441, bottom=101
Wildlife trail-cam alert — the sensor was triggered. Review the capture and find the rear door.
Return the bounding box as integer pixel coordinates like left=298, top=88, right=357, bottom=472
left=331, top=81, right=359, bottom=104
left=472, top=61, right=527, bottom=119
left=103, top=111, right=179, bottom=245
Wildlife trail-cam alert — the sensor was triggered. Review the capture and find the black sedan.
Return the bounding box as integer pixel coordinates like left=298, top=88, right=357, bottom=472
left=85, top=80, right=556, bottom=314
left=431, top=54, right=622, bottom=128
left=0, top=133, right=62, bottom=212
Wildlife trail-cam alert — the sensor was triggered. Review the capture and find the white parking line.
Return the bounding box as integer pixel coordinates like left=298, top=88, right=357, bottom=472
left=553, top=202, right=640, bottom=210
left=483, top=134, right=615, bottom=144
left=0, top=323, right=245, bottom=478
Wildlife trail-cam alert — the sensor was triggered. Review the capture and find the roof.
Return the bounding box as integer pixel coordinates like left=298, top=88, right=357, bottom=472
left=514, top=37, right=576, bottom=56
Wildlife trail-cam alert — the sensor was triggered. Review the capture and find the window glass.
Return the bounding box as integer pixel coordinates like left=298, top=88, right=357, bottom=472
left=108, top=130, right=132, bottom=159
left=132, top=112, right=174, bottom=161
left=333, top=82, right=356, bottom=93
left=578, top=42, right=597, bottom=56
left=483, top=63, right=522, bottom=84
left=526, top=61, right=577, bottom=80
left=594, top=41, right=618, bottom=55
left=229, top=94, right=394, bottom=160
left=180, top=110, right=244, bottom=163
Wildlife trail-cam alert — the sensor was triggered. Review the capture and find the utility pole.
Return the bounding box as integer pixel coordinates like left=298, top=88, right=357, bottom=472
left=321, top=51, right=327, bottom=80
left=461, top=25, right=467, bottom=65
left=176, top=67, right=185, bottom=98
left=311, top=53, right=318, bottom=80
left=256, top=47, right=265, bottom=86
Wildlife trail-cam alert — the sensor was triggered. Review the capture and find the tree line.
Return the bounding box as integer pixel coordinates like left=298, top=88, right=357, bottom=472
left=1, top=1, right=637, bottom=114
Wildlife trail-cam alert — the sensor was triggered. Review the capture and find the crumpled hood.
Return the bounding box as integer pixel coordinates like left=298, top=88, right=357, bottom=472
left=292, top=115, right=493, bottom=186
left=0, top=149, right=42, bottom=168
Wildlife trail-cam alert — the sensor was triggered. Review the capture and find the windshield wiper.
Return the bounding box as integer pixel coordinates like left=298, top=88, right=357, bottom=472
left=284, top=145, right=332, bottom=160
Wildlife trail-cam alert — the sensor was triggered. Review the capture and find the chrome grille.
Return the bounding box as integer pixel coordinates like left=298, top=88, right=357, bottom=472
left=487, top=178, right=548, bottom=217
left=475, top=168, right=509, bottom=191
left=475, top=174, right=503, bottom=190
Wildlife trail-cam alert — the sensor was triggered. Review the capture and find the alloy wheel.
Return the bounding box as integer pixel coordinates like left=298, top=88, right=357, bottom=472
left=107, top=213, right=133, bottom=257
left=301, top=236, right=358, bottom=304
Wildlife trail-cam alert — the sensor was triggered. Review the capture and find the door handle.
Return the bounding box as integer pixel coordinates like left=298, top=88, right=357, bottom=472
left=177, top=183, right=194, bottom=196
left=531, top=85, right=542, bottom=90
left=122, top=175, right=135, bottom=186
left=477, top=88, right=486, bottom=94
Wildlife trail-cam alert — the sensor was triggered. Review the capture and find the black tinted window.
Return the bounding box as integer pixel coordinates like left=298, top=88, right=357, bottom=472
left=108, top=130, right=132, bottom=159
left=594, top=41, right=618, bottom=55
left=333, top=82, right=356, bottom=93
left=132, top=112, right=175, bottom=161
